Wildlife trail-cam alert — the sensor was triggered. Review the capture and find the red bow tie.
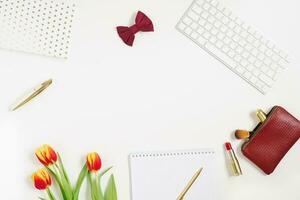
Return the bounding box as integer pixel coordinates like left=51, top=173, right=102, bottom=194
left=117, top=11, right=154, bottom=46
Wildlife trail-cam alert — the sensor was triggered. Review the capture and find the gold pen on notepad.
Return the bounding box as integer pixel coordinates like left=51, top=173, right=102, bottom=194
left=12, top=79, right=53, bottom=111
left=177, top=167, right=203, bottom=200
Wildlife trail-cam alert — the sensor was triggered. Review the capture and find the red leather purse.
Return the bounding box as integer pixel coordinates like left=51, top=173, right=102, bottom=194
left=237, top=106, right=300, bottom=175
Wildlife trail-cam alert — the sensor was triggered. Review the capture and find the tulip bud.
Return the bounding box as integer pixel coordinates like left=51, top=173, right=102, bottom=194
left=35, top=144, right=58, bottom=166
left=32, top=169, right=52, bottom=190
left=86, top=152, right=102, bottom=172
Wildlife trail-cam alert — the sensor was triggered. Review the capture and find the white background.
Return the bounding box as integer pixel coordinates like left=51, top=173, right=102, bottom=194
left=0, top=0, right=299, bottom=199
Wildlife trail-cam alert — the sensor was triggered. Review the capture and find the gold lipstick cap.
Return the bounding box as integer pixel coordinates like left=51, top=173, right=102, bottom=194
left=256, top=109, right=267, bottom=122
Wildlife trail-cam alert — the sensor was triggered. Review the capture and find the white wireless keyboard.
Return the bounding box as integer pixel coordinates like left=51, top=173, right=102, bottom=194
left=176, top=0, right=290, bottom=94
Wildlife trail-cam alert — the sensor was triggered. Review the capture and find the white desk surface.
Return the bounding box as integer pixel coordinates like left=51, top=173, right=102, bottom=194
left=0, top=0, right=299, bottom=199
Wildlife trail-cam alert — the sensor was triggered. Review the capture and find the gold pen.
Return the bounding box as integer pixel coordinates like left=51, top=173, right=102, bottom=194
left=177, top=167, right=203, bottom=200
left=12, top=79, right=53, bottom=111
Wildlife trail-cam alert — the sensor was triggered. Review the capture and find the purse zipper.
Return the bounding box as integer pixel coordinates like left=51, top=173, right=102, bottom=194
left=242, top=106, right=278, bottom=150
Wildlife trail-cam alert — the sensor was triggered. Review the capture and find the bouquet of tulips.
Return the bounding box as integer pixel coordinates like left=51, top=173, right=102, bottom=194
left=32, top=145, right=117, bottom=200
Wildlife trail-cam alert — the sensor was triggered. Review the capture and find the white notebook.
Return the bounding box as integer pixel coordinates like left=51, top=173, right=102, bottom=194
left=129, top=149, right=219, bottom=200
left=0, top=0, right=75, bottom=58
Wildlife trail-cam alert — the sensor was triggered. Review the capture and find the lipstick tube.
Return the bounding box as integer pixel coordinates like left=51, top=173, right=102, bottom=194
left=225, top=142, right=242, bottom=176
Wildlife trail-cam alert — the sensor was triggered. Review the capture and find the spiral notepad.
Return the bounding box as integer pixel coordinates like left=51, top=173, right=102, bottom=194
left=0, top=0, right=75, bottom=58
left=129, top=149, right=219, bottom=200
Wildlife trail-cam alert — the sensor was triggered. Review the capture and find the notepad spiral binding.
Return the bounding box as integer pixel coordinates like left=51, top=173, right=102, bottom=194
left=130, top=150, right=215, bottom=158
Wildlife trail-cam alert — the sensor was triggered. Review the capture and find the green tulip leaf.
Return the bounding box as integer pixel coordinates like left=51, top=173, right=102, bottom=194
left=99, top=167, right=113, bottom=179
left=46, top=166, right=68, bottom=200
left=38, top=197, right=47, bottom=200
left=55, top=157, right=73, bottom=200
left=88, top=173, right=104, bottom=200
left=73, top=164, right=88, bottom=200
left=104, top=175, right=117, bottom=200
left=57, top=154, right=71, bottom=185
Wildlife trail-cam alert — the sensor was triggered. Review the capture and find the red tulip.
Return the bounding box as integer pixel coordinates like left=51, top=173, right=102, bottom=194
left=32, top=169, right=52, bottom=190
left=86, top=152, right=102, bottom=172
left=35, top=144, right=58, bottom=166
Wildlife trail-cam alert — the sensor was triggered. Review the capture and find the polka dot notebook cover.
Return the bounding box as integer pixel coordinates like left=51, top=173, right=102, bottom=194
left=0, top=0, right=75, bottom=58
left=129, top=149, right=220, bottom=200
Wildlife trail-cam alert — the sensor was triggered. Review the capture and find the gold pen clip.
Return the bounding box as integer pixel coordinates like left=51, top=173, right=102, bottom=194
left=12, top=79, right=53, bottom=111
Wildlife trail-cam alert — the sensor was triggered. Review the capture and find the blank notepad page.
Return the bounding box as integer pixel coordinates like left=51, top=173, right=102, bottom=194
left=129, top=149, right=219, bottom=200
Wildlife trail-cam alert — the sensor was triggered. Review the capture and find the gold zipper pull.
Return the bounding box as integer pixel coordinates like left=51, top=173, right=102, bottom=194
left=256, top=109, right=267, bottom=123
left=235, top=130, right=251, bottom=139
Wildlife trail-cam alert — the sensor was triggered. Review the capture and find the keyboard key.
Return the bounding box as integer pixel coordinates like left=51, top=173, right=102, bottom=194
left=191, top=22, right=199, bottom=30
left=234, top=26, right=242, bottom=34
left=223, top=37, right=231, bottom=44
left=254, top=60, right=263, bottom=68
left=201, top=11, right=209, bottom=19
left=243, top=71, right=252, bottom=79
left=267, top=70, right=275, bottom=78
left=248, top=55, right=256, bottom=63
left=263, top=58, right=272, bottom=66
left=222, top=45, right=230, bottom=53
left=259, top=73, right=273, bottom=86
left=205, top=23, right=213, bottom=31
left=210, top=0, right=218, bottom=6
left=261, top=65, right=269, bottom=73
left=216, top=40, right=223, bottom=48
left=203, top=3, right=210, bottom=10
left=236, top=46, right=243, bottom=54
left=236, top=66, right=246, bottom=74
left=211, top=27, right=218, bottom=35
left=258, top=53, right=265, bottom=60
left=188, top=11, right=200, bottom=21
left=252, top=68, right=260, bottom=76
left=191, top=32, right=199, bottom=40
left=265, top=49, right=273, bottom=57
left=230, top=42, right=238, bottom=49
left=209, top=36, right=217, bottom=43
left=228, top=50, right=235, bottom=58
left=234, top=55, right=242, bottom=62
left=207, top=16, right=215, bottom=23
left=226, top=30, right=234, bottom=38
left=197, top=26, right=205, bottom=34
left=242, top=51, right=250, bottom=59
left=246, top=35, right=255, bottom=43
left=217, top=32, right=225, bottom=40
left=222, top=17, right=229, bottom=24
left=228, top=21, right=235, bottom=29
left=241, top=30, right=248, bottom=38
left=215, top=12, right=223, bottom=20
left=209, top=7, right=217, bottom=15
left=232, top=35, right=240, bottom=42
left=278, top=59, right=288, bottom=69
left=183, top=17, right=192, bottom=25
left=220, top=25, right=227, bottom=33
left=203, top=32, right=211, bottom=39
left=246, top=64, right=254, bottom=72
left=214, top=20, right=222, bottom=28
left=185, top=27, right=193, bottom=35
left=245, top=44, right=252, bottom=51
left=199, top=18, right=206, bottom=26
left=197, top=36, right=207, bottom=45
left=192, top=5, right=202, bottom=14
left=177, top=23, right=186, bottom=31
left=241, top=59, right=248, bottom=67
left=205, top=42, right=237, bottom=68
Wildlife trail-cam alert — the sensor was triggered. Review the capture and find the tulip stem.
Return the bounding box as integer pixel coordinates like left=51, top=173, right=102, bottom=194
left=46, top=188, right=57, bottom=200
